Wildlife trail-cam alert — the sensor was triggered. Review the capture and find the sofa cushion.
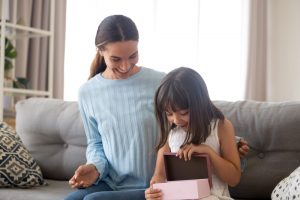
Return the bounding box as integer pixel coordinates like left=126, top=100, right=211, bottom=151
left=0, top=122, right=45, bottom=188
left=15, top=98, right=87, bottom=180
left=0, top=179, right=75, bottom=200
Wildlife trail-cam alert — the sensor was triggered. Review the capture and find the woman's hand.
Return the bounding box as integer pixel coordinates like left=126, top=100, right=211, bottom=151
left=237, top=138, right=249, bottom=158
left=68, top=164, right=100, bottom=188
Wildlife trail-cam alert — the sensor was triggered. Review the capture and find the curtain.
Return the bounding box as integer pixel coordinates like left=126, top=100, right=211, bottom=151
left=52, top=0, right=66, bottom=98
left=245, top=0, right=268, bottom=101
left=14, top=0, right=66, bottom=99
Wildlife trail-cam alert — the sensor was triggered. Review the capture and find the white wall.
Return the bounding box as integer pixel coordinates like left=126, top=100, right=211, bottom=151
left=267, top=0, right=300, bottom=101
left=64, top=0, right=248, bottom=101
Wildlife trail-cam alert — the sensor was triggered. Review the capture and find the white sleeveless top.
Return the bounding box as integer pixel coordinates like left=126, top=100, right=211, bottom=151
left=168, top=120, right=233, bottom=200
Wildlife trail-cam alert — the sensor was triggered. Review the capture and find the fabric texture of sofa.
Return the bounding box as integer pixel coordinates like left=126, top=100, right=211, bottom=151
left=0, top=97, right=299, bottom=200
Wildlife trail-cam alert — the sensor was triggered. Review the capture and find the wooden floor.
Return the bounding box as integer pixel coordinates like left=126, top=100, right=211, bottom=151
left=3, top=117, right=16, bottom=128
left=3, top=108, right=16, bottom=128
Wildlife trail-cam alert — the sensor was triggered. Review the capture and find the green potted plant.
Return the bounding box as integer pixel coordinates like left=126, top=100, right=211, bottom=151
left=4, top=36, right=28, bottom=88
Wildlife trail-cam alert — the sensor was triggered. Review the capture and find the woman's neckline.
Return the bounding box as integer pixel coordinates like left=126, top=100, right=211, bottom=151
left=96, top=66, right=144, bottom=82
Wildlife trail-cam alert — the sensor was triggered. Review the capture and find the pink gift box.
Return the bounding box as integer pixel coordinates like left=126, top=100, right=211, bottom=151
left=153, top=153, right=212, bottom=200
left=153, top=179, right=210, bottom=200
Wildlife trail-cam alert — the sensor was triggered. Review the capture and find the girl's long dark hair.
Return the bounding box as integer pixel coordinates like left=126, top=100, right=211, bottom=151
left=154, top=67, right=224, bottom=150
left=88, top=15, right=139, bottom=79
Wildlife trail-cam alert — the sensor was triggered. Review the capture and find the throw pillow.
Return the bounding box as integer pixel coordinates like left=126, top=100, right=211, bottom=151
left=0, top=122, right=46, bottom=188
left=271, top=166, right=300, bottom=200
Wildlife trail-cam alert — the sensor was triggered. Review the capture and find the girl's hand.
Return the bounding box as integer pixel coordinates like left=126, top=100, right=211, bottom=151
left=145, top=175, right=165, bottom=200
left=177, top=143, right=209, bottom=161
left=150, top=174, right=166, bottom=185
left=145, top=186, right=162, bottom=200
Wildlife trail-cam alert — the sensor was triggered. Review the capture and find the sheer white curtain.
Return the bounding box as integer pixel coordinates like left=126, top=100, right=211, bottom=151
left=64, top=0, right=249, bottom=101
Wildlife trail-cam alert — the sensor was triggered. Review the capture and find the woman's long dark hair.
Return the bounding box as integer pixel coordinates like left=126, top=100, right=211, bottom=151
left=154, top=67, right=224, bottom=150
left=88, top=15, right=139, bottom=79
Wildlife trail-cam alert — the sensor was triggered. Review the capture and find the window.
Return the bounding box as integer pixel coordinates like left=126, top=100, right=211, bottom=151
left=64, top=0, right=249, bottom=101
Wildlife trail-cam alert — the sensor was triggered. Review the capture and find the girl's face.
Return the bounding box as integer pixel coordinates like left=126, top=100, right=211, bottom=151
left=100, top=40, right=139, bottom=79
left=166, top=109, right=190, bottom=131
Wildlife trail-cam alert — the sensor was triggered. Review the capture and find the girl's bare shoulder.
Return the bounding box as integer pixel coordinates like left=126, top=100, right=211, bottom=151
left=217, top=118, right=235, bottom=138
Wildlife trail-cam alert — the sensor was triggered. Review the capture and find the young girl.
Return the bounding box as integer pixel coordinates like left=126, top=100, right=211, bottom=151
left=145, top=67, right=241, bottom=200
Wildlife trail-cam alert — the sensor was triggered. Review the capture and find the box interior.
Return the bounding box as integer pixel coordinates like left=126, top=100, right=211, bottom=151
left=164, top=153, right=209, bottom=181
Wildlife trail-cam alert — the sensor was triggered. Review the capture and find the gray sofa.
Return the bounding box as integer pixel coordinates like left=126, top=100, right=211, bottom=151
left=0, top=98, right=299, bottom=200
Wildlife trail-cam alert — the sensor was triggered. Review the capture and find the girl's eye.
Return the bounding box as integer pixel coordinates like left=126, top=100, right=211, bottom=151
left=179, top=110, right=189, bottom=116
left=165, top=112, right=172, bottom=116
left=111, top=58, right=120, bottom=62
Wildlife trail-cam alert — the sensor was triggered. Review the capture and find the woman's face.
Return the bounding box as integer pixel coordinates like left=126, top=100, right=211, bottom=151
left=100, top=40, right=139, bottom=79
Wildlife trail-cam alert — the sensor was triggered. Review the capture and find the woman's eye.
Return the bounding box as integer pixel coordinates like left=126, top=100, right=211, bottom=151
left=129, top=52, right=138, bottom=59
left=129, top=54, right=137, bottom=59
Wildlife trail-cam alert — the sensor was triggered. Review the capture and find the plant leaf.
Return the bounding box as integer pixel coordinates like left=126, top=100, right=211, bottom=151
left=5, top=38, right=17, bottom=58
left=5, top=58, right=13, bottom=71
left=13, top=77, right=29, bottom=89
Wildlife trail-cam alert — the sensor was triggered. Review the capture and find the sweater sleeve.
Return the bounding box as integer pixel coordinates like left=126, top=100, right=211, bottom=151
left=78, top=86, right=108, bottom=180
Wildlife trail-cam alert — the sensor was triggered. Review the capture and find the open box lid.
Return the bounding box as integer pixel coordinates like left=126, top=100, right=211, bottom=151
left=163, top=153, right=212, bottom=187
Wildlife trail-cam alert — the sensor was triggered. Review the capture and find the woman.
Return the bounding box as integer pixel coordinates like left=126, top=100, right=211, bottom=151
left=65, top=14, right=165, bottom=200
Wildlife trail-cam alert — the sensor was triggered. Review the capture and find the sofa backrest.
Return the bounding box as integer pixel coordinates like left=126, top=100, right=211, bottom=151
left=214, top=100, right=300, bottom=199
left=16, top=98, right=87, bottom=180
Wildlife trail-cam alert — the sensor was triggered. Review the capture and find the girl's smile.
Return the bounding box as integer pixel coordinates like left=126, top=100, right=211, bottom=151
left=166, top=109, right=189, bottom=131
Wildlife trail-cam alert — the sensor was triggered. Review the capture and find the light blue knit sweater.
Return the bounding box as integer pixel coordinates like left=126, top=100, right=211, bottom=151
left=78, top=67, right=165, bottom=190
